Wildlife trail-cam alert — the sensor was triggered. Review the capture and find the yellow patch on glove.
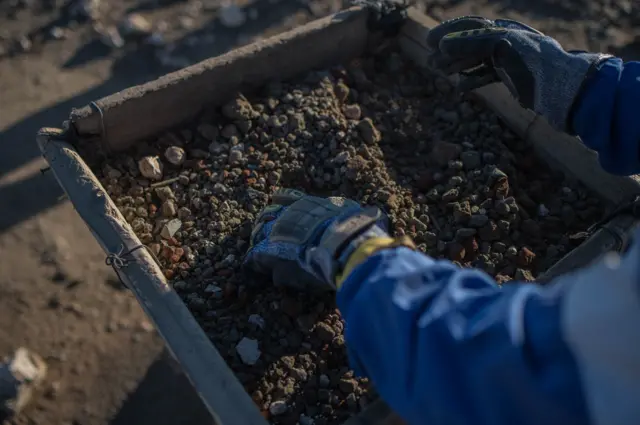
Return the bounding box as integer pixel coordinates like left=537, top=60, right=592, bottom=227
left=336, top=236, right=417, bottom=288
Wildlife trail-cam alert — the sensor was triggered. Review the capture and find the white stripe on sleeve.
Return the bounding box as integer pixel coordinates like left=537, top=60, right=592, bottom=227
left=561, top=231, right=640, bottom=425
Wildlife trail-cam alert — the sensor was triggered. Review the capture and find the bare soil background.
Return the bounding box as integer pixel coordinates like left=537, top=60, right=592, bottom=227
left=0, top=0, right=638, bottom=424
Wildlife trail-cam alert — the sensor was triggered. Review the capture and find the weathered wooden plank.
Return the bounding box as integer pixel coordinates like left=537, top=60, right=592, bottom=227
left=70, top=7, right=370, bottom=153
left=37, top=127, right=269, bottom=425
left=398, top=8, right=639, bottom=280
left=539, top=214, right=637, bottom=282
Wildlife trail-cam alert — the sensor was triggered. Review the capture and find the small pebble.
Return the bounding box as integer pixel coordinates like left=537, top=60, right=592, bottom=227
left=161, top=219, right=182, bottom=239
left=165, top=146, right=186, bottom=166
left=97, top=26, right=125, bottom=49
left=236, top=337, right=261, bottom=365
left=120, top=13, right=153, bottom=36
left=319, top=374, right=330, bottom=388
left=138, top=156, right=163, bottom=180
left=50, top=27, right=66, bottom=40
left=248, top=314, right=265, bottom=329
left=205, top=284, right=222, bottom=296
left=315, top=322, right=335, bottom=342
left=343, top=104, right=362, bottom=120
left=468, top=214, right=489, bottom=228
left=198, top=123, right=218, bottom=140
left=269, top=400, right=288, bottom=416
left=229, top=149, right=244, bottom=165
left=460, top=151, right=481, bottom=169
left=538, top=204, right=550, bottom=217
left=219, top=4, right=246, bottom=28
left=162, top=200, right=177, bottom=217
left=357, top=118, right=381, bottom=144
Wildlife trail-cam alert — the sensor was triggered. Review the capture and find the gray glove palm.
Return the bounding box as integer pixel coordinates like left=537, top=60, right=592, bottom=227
left=427, top=16, right=611, bottom=132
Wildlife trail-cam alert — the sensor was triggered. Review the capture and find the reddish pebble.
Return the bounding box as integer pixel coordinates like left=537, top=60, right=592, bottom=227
left=517, top=247, right=536, bottom=267
left=170, top=247, right=184, bottom=263
left=493, top=177, right=510, bottom=198
left=447, top=241, right=466, bottom=262
left=161, top=245, right=174, bottom=260
left=463, top=238, right=479, bottom=261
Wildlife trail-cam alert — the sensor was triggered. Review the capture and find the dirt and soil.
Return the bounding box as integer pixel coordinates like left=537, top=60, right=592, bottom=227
left=1, top=0, right=639, bottom=425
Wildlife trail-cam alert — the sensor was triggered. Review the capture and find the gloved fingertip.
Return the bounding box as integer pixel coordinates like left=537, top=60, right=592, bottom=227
left=494, top=18, right=544, bottom=36
left=427, top=16, right=495, bottom=49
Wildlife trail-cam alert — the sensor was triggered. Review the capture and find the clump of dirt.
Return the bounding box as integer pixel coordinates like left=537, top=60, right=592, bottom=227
left=87, top=42, right=603, bottom=425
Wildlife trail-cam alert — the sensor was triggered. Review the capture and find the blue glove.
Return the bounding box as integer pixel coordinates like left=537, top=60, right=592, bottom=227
left=427, top=16, right=612, bottom=131
left=243, top=189, right=389, bottom=291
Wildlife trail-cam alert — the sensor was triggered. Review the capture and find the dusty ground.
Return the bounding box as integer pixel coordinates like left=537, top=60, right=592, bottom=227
left=0, top=0, right=638, bottom=424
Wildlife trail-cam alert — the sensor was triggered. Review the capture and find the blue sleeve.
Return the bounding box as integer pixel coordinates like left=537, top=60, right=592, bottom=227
left=572, top=58, right=640, bottom=175
left=336, top=248, right=590, bottom=425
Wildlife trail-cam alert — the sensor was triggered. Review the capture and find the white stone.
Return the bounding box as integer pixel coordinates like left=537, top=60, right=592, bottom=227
left=97, top=25, right=125, bottom=49
left=248, top=314, right=265, bottom=329
left=208, top=141, right=226, bottom=155
left=164, top=146, right=186, bottom=166
left=334, top=151, right=349, bottom=164
left=269, top=400, right=288, bottom=416
left=138, top=156, right=163, bottom=180
left=236, top=338, right=260, bottom=365
left=50, top=27, right=66, bottom=39
left=179, top=15, right=195, bottom=29
left=538, top=204, right=550, bottom=217
left=120, top=13, right=153, bottom=36
left=1, top=348, right=47, bottom=416
left=219, top=4, right=246, bottom=28
left=160, top=219, right=182, bottom=239
left=204, top=284, right=222, bottom=297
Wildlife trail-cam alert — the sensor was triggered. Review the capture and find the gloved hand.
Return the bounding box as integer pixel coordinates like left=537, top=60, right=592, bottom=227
left=243, top=189, right=391, bottom=291
left=426, top=16, right=612, bottom=132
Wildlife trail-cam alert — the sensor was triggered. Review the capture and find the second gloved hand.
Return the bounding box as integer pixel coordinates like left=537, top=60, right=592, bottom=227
left=243, top=189, right=390, bottom=291
left=427, top=16, right=612, bottom=132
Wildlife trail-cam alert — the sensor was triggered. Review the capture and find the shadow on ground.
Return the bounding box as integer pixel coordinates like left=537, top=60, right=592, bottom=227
left=0, top=75, right=147, bottom=234
left=110, top=349, right=215, bottom=425
left=0, top=2, right=328, bottom=424
left=0, top=0, right=318, bottom=234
